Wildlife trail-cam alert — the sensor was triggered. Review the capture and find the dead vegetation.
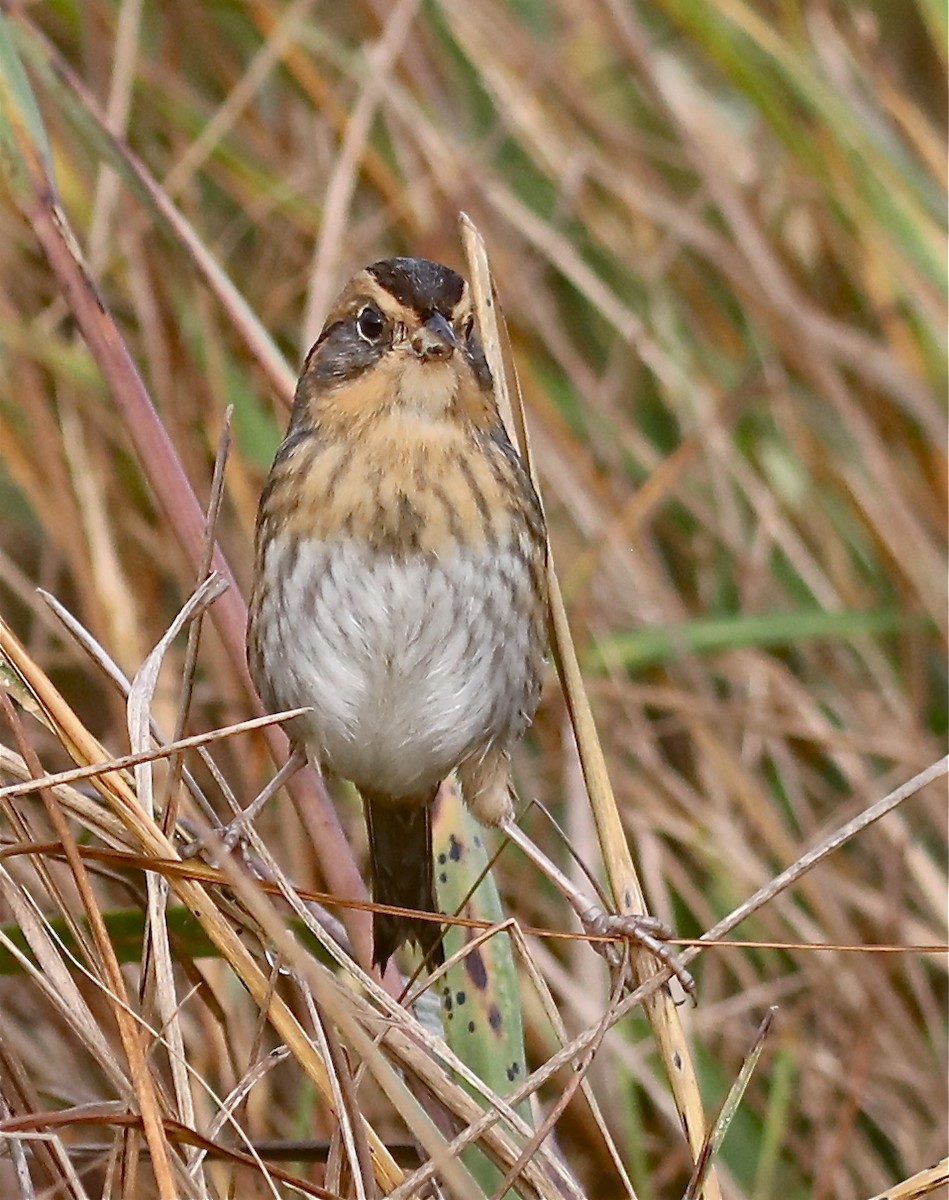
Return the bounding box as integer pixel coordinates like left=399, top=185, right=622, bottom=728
left=0, top=2, right=945, bottom=1198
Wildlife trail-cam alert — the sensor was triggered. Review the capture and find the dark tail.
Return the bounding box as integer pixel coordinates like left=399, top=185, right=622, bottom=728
left=363, top=794, right=443, bottom=970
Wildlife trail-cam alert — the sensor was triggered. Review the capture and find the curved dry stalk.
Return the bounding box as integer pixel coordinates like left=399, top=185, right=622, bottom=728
left=462, top=213, right=721, bottom=1197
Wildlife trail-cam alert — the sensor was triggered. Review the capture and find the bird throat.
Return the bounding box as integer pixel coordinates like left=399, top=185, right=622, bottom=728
left=396, top=358, right=458, bottom=417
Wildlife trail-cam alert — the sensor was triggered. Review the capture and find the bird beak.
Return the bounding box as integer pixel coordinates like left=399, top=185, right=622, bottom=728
left=411, top=312, right=458, bottom=361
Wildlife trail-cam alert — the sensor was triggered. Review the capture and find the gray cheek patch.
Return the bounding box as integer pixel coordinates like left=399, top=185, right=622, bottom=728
left=305, top=320, right=387, bottom=385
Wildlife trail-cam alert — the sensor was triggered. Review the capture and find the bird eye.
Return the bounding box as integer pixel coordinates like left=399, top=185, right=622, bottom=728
left=356, top=305, right=385, bottom=343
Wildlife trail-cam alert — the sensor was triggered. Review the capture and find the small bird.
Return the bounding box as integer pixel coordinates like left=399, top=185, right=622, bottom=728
left=248, top=257, right=548, bottom=970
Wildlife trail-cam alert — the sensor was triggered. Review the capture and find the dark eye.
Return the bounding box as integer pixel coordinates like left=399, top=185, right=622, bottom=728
left=356, top=305, right=385, bottom=343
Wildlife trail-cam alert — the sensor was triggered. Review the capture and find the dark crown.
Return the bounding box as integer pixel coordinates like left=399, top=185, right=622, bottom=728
left=367, top=257, right=465, bottom=317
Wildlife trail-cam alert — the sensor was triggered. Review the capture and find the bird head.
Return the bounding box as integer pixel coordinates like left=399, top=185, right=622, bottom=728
left=294, top=257, right=495, bottom=430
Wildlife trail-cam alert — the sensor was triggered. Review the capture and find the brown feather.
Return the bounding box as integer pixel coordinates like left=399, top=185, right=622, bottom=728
left=363, top=791, right=444, bottom=969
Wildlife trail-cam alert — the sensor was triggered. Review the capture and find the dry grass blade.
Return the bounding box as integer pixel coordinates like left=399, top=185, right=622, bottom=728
left=128, top=578, right=225, bottom=1179
left=865, top=1158, right=949, bottom=1200
left=0, top=709, right=309, bottom=803
left=688, top=756, right=949, bottom=962
left=461, top=213, right=720, bottom=1194
left=0, top=864, right=126, bottom=1091
left=0, top=747, right=128, bottom=847
left=683, top=1007, right=776, bottom=1200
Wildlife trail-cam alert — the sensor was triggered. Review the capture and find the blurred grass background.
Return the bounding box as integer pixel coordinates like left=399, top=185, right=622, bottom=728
left=0, top=1, right=945, bottom=1197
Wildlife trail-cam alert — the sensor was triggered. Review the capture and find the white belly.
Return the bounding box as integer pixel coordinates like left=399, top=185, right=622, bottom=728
left=253, top=536, right=540, bottom=799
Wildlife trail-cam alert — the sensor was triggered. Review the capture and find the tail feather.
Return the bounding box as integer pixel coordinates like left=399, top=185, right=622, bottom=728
left=363, top=794, right=443, bottom=970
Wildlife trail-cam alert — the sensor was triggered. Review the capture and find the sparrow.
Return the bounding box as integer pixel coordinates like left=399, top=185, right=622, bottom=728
left=247, top=257, right=548, bottom=970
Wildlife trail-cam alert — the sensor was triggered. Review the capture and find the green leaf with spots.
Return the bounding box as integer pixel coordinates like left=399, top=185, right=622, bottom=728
left=433, top=781, right=531, bottom=1197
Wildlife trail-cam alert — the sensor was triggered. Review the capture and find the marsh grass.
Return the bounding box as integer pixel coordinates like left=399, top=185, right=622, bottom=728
left=0, top=2, right=945, bottom=1198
